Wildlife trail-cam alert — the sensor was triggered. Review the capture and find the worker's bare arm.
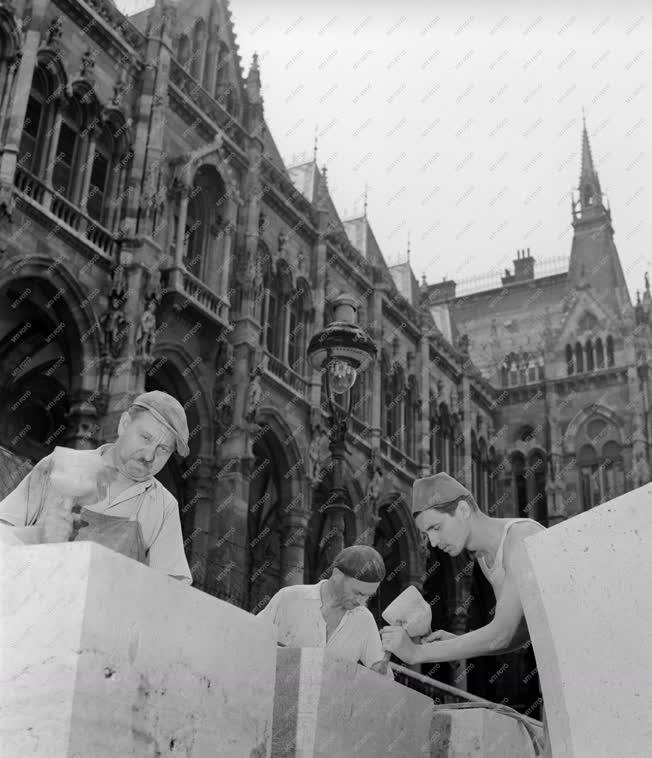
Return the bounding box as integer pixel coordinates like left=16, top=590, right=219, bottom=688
left=383, top=523, right=540, bottom=664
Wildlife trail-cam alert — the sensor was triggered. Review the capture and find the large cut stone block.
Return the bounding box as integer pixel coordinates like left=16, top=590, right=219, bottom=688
left=513, top=488, right=652, bottom=758
left=271, top=647, right=433, bottom=757
left=429, top=708, right=542, bottom=757
left=0, top=542, right=277, bottom=757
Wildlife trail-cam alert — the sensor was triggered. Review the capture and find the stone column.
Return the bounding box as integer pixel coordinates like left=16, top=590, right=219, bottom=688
left=174, top=184, right=190, bottom=266
left=280, top=511, right=310, bottom=586
left=461, top=375, right=472, bottom=487
left=0, top=21, right=40, bottom=192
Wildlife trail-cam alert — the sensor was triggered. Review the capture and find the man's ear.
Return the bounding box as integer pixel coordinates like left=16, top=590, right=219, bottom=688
left=117, top=411, right=131, bottom=436
left=458, top=499, right=471, bottom=519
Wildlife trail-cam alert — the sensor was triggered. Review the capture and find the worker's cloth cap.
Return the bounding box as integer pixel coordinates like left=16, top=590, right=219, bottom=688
left=412, top=472, right=473, bottom=516
left=332, top=545, right=386, bottom=583
left=130, top=390, right=190, bottom=457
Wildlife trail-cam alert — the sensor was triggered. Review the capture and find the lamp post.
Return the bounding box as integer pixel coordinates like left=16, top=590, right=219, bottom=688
left=307, top=295, right=377, bottom=571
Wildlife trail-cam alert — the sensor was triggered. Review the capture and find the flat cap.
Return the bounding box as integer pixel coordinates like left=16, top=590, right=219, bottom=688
left=130, top=390, right=190, bottom=457
left=412, top=472, right=473, bottom=516
left=332, top=545, right=386, bottom=583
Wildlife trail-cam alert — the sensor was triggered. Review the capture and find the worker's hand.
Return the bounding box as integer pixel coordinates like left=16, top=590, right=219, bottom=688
left=381, top=625, right=420, bottom=665
left=422, top=629, right=457, bottom=643
left=38, top=495, right=77, bottom=543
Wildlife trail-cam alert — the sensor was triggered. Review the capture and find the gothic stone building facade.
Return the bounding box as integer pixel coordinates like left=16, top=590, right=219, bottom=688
left=0, top=0, right=649, bottom=711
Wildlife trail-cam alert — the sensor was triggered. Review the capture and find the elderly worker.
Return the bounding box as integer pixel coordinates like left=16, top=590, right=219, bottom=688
left=0, top=390, right=192, bottom=583
left=257, top=545, right=391, bottom=675
left=381, top=472, right=549, bottom=753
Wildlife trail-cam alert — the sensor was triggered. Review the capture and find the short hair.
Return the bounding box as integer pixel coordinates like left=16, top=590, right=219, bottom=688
left=332, top=545, right=386, bottom=583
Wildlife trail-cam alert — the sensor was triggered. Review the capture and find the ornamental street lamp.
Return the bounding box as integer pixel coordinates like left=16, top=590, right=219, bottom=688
left=307, top=294, right=377, bottom=571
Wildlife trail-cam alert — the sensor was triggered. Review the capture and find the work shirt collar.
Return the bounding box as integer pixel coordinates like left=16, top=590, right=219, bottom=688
left=95, top=443, right=155, bottom=507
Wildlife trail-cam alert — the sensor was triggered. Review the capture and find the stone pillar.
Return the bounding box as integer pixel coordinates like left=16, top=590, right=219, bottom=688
left=461, top=375, right=472, bottom=487
left=174, top=184, right=190, bottom=266
left=78, top=129, right=97, bottom=213
left=368, top=280, right=386, bottom=453
left=280, top=511, right=309, bottom=586
left=0, top=21, right=41, bottom=192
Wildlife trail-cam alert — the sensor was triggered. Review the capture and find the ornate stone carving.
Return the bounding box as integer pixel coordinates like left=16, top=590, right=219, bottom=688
left=44, top=16, right=63, bottom=48
left=135, top=293, right=159, bottom=363
left=244, top=355, right=268, bottom=424
left=100, top=266, right=129, bottom=360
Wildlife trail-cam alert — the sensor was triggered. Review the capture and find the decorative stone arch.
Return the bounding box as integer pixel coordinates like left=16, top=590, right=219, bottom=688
left=247, top=405, right=308, bottom=604
left=148, top=341, right=213, bottom=455
left=0, top=257, right=102, bottom=457
left=0, top=256, right=101, bottom=385
left=173, top=140, right=243, bottom=207
left=564, top=404, right=623, bottom=454
left=0, top=6, right=21, bottom=62
left=35, top=47, right=69, bottom=95
left=69, top=79, right=102, bottom=127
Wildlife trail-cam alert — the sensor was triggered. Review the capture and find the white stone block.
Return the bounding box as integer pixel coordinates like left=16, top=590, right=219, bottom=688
left=513, top=487, right=652, bottom=758
left=0, top=542, right=277, bottom=757
left=271, top=647, right=433, bottom=757
left=430, top=707, right=542, bottom=757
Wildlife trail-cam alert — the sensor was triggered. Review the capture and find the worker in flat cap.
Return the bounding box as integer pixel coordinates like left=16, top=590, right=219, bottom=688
left=381, top=471, right=550, bottom=753
left=0, top=390, right=192, bottom=583
left=381, top=471, right=545, bottom=662
left=257, top=545, right=392, bottom=676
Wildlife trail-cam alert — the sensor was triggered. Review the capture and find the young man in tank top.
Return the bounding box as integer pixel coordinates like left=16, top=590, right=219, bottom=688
left=380, top=472, right=549, bottom=753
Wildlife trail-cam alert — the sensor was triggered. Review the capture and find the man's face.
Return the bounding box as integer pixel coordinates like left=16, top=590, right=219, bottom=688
left=415, top=503, right=470, bottom=556
left=332, top=569, right=379, bottom=610
left=115, top=411, right=176, bottom=481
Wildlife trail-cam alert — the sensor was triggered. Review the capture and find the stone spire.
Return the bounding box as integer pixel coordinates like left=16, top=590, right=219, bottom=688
left=577, top=114, right=603, bottom=216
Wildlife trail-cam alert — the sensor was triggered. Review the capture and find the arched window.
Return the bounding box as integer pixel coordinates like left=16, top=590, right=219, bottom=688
left=405, top=375, right=418, bottom=460
left=52, top=98, right=84, bottom=200
left=182, top=165, right=227, bottom=282
left=263, top=266, right=281, bottom=358
left=601, top=440, right=624, bottom=501
left=501, top=362, right=508, bottom=387
left=381, top=353, right=393, bottom=439
left=511, top=452, right=528, bottom=518
left=509, top=358, right=518, bottom=386
left=566, top=344, right=574, bottom=375
left=438, top=403, right=452, bottom=473
left=606, top=335, right=615, bottom=367
left=287, top=278, right=311, bottom=375
left=452, top=416, right=464, bottom=480
left=575, top=342, right=584, bottom=373
left=595, top=338, right=605, bottom=369
left=18, top=65, right=54, bottom=175
left=190, top=19, right=206, bottom=82
left=86, top=123, right=114, bottom=224
left=178, top=34, right=190, bottom=68
left=429, top=393, right=439, bottom=472
left=388, top=364, right=405, bottom=449
left=527, top=360, right=537, bottom=383
left=578, top=443, right=600, bottom=509
left=585, top=339, right=594, bottom=372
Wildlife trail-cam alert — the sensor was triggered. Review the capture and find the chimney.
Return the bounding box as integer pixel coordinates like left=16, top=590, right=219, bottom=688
left=428, top=277, right=457, bottom=303
left=513, top=247, right=535, bottom=282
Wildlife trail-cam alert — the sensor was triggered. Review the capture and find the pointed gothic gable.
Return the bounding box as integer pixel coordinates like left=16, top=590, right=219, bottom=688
left=219, top=0, right=246, bottom=105
left=557, top=289, right=617, bottom=346
left=260, top=120, right=288, bottom=176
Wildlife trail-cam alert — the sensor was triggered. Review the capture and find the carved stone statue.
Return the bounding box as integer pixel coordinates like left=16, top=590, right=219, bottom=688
left=632, top=448, right=650, bottom=488
left=101, top=288, right=128, bottom=359
left=244, top=356, right=267, bottom=424
left=135, top=294, right=158, bottom=360
left=367, top=466, right=384, bottom=525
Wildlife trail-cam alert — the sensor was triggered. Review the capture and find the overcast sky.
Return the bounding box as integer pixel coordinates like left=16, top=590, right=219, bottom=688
left=119, top=0, right=651, bottom=301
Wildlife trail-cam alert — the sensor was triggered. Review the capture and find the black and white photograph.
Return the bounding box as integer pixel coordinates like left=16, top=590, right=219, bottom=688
left=0, top=0, right=650, bottom=755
